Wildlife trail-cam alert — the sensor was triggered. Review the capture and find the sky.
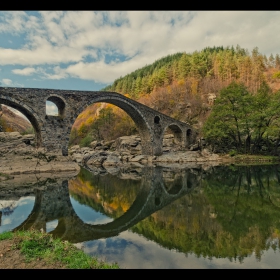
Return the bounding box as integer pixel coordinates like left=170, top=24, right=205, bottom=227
left=0, top=11, right=280, bottom=115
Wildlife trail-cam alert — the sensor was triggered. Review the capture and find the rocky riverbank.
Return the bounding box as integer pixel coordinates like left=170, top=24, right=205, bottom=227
left=70, top=134, right=220, bottom=163
left=0, top=132, right=233, bottom=179
left=0, top=132, right=80, bottom=178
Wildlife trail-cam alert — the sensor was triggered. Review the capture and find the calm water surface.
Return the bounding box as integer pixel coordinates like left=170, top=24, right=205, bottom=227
left=1, top=164, right=280, bottom=269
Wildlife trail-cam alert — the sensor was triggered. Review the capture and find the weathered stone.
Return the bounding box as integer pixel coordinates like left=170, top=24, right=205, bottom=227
left=89, top=140, right=98, bottom=148
left=163, top=134, right=174, bottom=139
left=87, top=156, right=107, bottom=166
left=80, top=147, right=91, bottom=153
left=128, top=155, right=146, bottom=162
left=103, top=153, right=121, bottom=166
left=201, top=148, right=211, bottom=157
left=189, top=143, right=200, bottom=151
left=163, top=138, right=174, bottom=147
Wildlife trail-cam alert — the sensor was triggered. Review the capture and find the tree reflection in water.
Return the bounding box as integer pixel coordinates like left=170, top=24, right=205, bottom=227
left=1, top=164, right=280, bottom=267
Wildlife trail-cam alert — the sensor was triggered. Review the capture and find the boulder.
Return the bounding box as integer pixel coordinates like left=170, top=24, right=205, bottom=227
left=114, top=135, right=141, bottom=151
left=103, top=153, right=121, bottom=166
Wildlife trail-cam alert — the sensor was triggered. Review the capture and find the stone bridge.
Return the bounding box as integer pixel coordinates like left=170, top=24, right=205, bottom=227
left=0, top=87, right=195, bottom=156
left=12, top=166, right=200, bottom=243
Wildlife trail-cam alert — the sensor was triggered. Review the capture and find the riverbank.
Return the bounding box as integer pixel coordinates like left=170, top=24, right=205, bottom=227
left=0, top=230, right=119, bottom=269
left=0, top=132, right=280, bottom=178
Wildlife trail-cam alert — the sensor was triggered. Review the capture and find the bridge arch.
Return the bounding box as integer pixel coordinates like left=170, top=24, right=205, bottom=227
left=0, top=96, right=43, bottom=147
left=163, top=175, right=184, bottom=195
left=66, top=93, right=154, bottom=155
left=161, top=123, right=184, bottom=151
left=45, top=95, right=67, bottom=118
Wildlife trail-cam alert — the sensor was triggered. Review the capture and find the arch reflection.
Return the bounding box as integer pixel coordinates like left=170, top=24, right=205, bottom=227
left=3, top=164, right=280, bottom=263
left=12, top=166, right=199, bottom=243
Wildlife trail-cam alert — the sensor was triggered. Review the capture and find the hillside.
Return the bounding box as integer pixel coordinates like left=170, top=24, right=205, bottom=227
left=69, top=45, right=280, bottom=147
left=0, top=105, right=32, bottom=133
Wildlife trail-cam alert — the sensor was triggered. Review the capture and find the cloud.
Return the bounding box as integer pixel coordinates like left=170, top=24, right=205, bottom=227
left=1, top=78, right=12, bottom=85
left=64, top=55, right=162, bottom=84
left=1, top=78, right=24, bottom=87
left=0, top=11, right=28, bottom=34
left=41, top=66, right=68, bottom=80
left=0, top=11, right=280, bottom=85
left=46, top=101, right=58, bottom=115
left=12, top=67, right=36, bottom=75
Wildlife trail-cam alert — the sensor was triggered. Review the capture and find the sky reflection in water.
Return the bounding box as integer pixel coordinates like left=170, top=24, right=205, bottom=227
left=1, top=165, right=280, bottom=268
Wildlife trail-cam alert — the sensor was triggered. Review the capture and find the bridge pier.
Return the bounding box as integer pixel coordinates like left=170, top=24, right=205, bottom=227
left=42, top=116, right=70, bottom=155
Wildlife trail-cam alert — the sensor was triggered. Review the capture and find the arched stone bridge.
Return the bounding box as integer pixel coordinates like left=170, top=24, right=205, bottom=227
left=12, top=166, right=200, bottom=243
left=0, top=87, right=195, bottom=156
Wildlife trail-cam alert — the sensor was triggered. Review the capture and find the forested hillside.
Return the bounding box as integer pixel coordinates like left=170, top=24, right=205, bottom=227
left=69, top=45, right=280, bottom=152
left=103, top=45, right=280, bottom=96
left=0, top=105, right=32, bottom=134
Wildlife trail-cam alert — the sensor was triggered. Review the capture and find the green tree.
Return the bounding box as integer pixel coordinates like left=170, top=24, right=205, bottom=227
left=249, top=82, right=275, bottom=152
left=275, top=54, right=280, bottom=69
left=203, top=82, right=253, bottom=152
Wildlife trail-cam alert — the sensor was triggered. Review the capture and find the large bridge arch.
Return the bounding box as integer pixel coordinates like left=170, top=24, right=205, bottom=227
left=0, top=96, right=43, bottom=147
left=65, top=93, right=154, bottom=155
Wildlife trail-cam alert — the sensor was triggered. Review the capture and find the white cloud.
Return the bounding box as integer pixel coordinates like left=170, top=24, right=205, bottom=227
left=46, top=101, right=58, bottom=115
left=64, top=55, right=161, bottom=84
left=1, top=78, right=24, bottom=87
left=12, top=67, right=36, bottom=75
left=0, top=11, right=280, bottom=85
left=41, top=66, right=68, bottom=80
left=0, top=11, right=28, bottom=34
left=2, top=78, right=12, bottom=85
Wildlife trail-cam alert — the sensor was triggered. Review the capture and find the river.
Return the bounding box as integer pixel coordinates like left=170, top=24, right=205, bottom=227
left=1, top=164, right=280, bottom=268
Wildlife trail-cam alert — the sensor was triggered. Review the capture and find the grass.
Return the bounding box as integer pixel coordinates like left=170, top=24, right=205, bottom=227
left=233, top=154, right=280, bottom=163
left=0, top=172, right=12, bottom=180
left=0, top=231, right=13, bottom=240
left=0, top=230, right=119, bottom=269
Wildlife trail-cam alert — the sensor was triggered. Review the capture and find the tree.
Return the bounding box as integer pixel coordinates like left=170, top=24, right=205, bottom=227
left=249, top=82, right=274, bottom=152
left=177, top=53, right=191, bottom=79
left=269, top=54, right=275, bottom=68
left=275, top=54, right=280, bottom=69
left=203, top=82, right=253, bottom=152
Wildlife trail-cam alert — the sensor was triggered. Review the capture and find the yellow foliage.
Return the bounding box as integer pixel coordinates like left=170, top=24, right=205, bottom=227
left=85, top=116, right=94, bottom=125
left=177, top=79, right=185, bottom=86
left=167, top=85, right=171, bottom=93
left=6, top=127, right=14, bottom=132
left=191, top=79, right=198, bottom=95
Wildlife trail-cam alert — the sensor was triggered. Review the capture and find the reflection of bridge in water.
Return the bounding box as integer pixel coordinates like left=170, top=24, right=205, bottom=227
left=12, top=167, right=200, bottom=243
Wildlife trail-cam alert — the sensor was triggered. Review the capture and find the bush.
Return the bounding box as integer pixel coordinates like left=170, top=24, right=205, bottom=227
left=21, top=126, right=35, bottom=135
left=80, top=134, right=93, bottom=147
left=229, top=150, right=237, bottom=157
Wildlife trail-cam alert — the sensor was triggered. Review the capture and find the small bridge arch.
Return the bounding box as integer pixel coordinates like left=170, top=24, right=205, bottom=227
left=46, top=94, right=67, bottom=118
